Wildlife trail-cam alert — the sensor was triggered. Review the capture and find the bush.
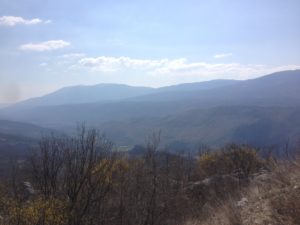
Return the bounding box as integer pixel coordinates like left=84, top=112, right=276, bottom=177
left=4, top=197, right=67, bottom=225
left=197, top=144, right=265, bottom=179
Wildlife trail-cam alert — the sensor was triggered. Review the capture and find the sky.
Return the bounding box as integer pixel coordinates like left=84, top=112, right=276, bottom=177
left=0, top=0, right=300, bottom=103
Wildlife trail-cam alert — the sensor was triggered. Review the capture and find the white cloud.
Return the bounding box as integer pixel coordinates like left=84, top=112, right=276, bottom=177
left=214, top=53, right=233, bottom=58
left=77, top=56, right=168, bottom=72
left=73, top=56, right=300, bottom=81
left=59, top=53, right=85, bottom=59
left=0, top=16, right=50, bottom=26
left=20, top=40, right=70, bottom=52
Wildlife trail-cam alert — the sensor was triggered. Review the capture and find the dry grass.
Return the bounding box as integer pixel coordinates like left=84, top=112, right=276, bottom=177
left=269, top=157, right=300, bottom=225
left=184, top=155, right=300, bottom=225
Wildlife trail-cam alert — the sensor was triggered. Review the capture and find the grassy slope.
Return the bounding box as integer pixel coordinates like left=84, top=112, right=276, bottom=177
left=186, top=156, right=300, bottom=225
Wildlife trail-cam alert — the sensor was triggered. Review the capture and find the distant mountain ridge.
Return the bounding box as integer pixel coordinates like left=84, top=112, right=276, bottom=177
left=13, top=83, right=156, bottom=108
left=0, top=70, right=299, bottom=149
left=7, top=70, right=300, bottom=109
left=158, top=79, right=240, bottom=92
left=127, top=70, right=300, bottom=104
left=9, top=79, right=242, bottom=109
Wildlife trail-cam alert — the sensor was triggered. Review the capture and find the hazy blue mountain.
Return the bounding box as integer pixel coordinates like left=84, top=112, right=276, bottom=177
left=12, top=83, right=156, bottom=108
left=7, top=79, right=241, bottom=110
left=0, top=70, right=300, bottom=149
left=0, top=101, right=197, bottom=128
left=0, top=78, right=245, bottom=125
left=0, top=120, right=55, bottom=139
left=128, top=70, right=300, bottom=105
left=0, top=70, right=300, bottom=123
left=157, top=79, right=240, bottom=92
left=0, top=120, right=56, bottom=174
left=2, top=70, right=299, bottom=126
left=6, top=70, right=299, bottom=113
left=0, top=103, right=10, bottom=109
left=97, top=106, right=300, bottom=147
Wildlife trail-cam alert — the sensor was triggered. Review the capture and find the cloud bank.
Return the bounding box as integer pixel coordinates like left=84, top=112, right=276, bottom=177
left=0, top=16, right=50, bottom=26
left=20, top=40, right=70, bottom=51
left=77, top=56, right=169, bottom=72
left=214, top=53, right=233, bottom=58
left=74, top=56, right=300, bottom=80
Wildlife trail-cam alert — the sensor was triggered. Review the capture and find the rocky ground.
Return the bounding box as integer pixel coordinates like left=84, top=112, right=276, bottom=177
left=185, top=158, right=300, bottom=225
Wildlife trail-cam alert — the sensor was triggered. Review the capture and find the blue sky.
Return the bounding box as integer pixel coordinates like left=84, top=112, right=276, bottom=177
left=0, top=0, right=300, bottom=103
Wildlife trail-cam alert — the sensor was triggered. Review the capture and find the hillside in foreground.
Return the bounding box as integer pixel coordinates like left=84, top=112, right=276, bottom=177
left=186, top=155, right=300, bottom=225
left=0, top=128, right=299, bottom=225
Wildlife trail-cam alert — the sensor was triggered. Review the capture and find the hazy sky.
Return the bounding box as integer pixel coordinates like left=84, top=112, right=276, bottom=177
left=0, top=0, right=300, bottom=103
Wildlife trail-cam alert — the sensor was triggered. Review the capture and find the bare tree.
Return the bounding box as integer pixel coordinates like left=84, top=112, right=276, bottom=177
left=29, top=126, right=116, bottom=225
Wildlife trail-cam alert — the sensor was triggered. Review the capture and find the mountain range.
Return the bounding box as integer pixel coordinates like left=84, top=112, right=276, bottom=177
left=0, top=70, right=299, bottom=150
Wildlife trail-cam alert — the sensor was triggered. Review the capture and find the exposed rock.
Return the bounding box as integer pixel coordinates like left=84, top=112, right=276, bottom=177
left=20, top=181, right=35, bottom=200
left=236, top=197, right=248, bottom=207
left=187, top=174, right=241, bottom=204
